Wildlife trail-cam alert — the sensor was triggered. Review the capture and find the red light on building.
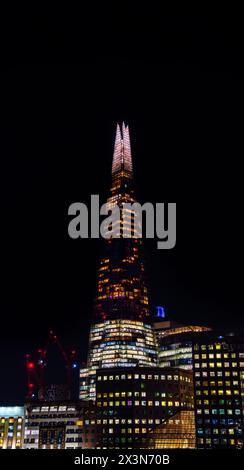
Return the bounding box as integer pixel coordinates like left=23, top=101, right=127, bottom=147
left=27, top=362, right=35, bottom=369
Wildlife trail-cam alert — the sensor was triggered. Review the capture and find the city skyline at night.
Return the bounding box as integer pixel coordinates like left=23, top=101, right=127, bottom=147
left=1, top=5, right=243, bottom=463
left=1, top=107, right=244, bottom=405
left=1, top=122, right=244, bottom=450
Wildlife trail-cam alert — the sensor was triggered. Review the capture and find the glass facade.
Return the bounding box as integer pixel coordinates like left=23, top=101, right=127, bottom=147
left=80, top=123, right=157, bottom=400
left=154, top=324, right=211, bottom=370
left=144, top=410, right=196, bottom=449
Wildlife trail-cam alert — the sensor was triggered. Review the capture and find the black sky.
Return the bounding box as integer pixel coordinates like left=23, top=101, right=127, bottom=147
left=0, top=6, right=243, bottom=403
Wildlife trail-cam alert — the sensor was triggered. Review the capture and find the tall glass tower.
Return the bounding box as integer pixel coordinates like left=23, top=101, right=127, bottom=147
left=80, top=123, right=157, bottom=400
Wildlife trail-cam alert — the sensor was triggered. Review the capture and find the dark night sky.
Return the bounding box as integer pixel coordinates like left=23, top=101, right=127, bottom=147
left=0, top=6, right=243, bottom=403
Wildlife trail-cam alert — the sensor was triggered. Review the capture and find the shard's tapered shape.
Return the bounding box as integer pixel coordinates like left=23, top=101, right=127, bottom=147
left=112, top=122, right=133, bottom=178
left=80, top=123, right=157, bottom=401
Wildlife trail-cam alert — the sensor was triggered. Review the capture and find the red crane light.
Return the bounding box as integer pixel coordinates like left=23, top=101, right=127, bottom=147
left=27, top=362, right=35, bottom=369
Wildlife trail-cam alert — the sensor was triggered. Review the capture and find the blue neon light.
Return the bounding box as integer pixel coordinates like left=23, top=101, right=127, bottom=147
left=156, top=306, right=166, bottom=318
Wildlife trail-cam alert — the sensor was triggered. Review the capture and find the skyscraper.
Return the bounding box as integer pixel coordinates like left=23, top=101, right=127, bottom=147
left=80, top=123, right=157, bottom=400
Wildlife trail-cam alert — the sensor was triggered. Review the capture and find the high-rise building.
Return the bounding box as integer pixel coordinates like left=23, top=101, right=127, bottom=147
left=0, top=406, right=25, bottom=449
left=192, top=332, right=244, bottom=449
left=153, top=319, right=211, bottom=370
left=80, top=123, right=157, bottom=400
left=95, top=367, right=194, bottom=449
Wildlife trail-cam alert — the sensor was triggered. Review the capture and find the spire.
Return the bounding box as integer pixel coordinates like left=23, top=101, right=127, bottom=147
left=111, top=122, right=133, bottom=178
left=112, top=123, right=122, bottom=175
left=123, top=123, right=133, bottom=175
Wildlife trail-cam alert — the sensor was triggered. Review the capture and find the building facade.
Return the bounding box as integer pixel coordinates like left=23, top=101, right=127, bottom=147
left=94, top=367, right=194, bottom=448
left=192, top=332, right=244, bottom=449
left=154, top=321, right=211, bottom=370
left=144, top=410, right=196, bottom=449
left=0, top=406, right=25, bottom=449
left=24, top=401, right=96, bottom=449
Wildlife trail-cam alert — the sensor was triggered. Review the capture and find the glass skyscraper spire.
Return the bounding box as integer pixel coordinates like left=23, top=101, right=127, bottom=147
left=80, top=123, right=157, bottom=400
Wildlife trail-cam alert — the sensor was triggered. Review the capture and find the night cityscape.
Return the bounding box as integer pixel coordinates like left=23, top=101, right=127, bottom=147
left=1, top=121, right=244, bottom=451
left=0, top=5, right=243, bottom=465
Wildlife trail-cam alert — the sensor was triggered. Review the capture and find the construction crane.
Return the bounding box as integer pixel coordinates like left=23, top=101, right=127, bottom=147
left=25, top=330, right=77, bottom=400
